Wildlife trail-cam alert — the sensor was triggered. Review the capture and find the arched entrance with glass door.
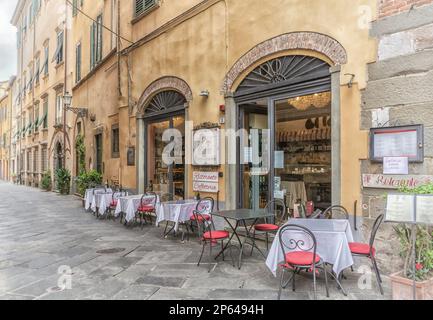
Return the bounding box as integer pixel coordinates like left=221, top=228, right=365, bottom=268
left=234, top=55, right=333, bottom=213
left=142, top=90, right=188, bottom=199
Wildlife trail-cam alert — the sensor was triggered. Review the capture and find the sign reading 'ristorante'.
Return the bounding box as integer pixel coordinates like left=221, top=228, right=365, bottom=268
left=363, top=174, right=433, bottom=189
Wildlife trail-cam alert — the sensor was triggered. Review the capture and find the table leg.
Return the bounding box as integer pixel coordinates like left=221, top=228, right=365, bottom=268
left=240, top=219, right=267, bottom=260
left=214, top=219, right=241, bottom=262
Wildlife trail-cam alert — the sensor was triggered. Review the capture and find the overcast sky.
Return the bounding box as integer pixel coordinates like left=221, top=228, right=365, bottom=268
left=0, top=0, right=17, bottom=81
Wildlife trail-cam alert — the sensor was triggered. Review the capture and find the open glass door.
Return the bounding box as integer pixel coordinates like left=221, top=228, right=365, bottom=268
left=147, top=115, right=185, bottom=199
left=239, top=102, right=270, bottom=209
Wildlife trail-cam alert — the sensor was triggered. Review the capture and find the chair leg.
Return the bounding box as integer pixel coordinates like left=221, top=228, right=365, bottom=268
left=292, top=270, right=296, bottom=292
left=371, top=257, right=384, bottom=295
left=250, top=229, right=256, bottom=256
left=278, top=268, right=286, bottom=300
left=197, top=242, right=206, bottom=267
left=265, top=233, right=269, bottom=251
left=323, top=263, right=329, bottom=298
left=221, top=241, right=225, bottom=261
left=208, top=240, right=213, bottom=273
left=313, top=266, right=317, bottom=300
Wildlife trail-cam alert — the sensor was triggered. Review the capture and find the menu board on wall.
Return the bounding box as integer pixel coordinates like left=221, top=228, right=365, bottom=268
left=385, top=194, right=415, bottom=224
left=370, top=125, right=423, bottom=162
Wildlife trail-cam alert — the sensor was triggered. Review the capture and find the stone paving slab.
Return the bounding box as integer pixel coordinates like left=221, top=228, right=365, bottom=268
left=0, top=182, right=392, bottom=300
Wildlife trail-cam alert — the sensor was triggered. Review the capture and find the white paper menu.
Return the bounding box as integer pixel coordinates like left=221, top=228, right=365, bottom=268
left=416, top=196, right=433, bottom=225
left=386, top=194, right=415, bottom=223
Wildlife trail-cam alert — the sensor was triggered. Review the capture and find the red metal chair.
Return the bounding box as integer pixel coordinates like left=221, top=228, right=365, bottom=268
left=108, top=190, right=127, bottom=220
left=250, top=199, right=287, bottom=255
left=349, top=214, right=384, bottom=295
left=136, top=192, right=158, bottom=227
left=195, top=200, right=233, bottom=272
left=277, top=224, right=329, bottom=300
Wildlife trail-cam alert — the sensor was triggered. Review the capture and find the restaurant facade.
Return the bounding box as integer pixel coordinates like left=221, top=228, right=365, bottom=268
left=113, top=0, right=376, bottom=215
left=6, top=0, right=433, bottom=274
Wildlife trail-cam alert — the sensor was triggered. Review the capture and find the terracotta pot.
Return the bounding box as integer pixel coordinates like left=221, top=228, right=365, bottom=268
left=390, top=272, right=433, bottom=300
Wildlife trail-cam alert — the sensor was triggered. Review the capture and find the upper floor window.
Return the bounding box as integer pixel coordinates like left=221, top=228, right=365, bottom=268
left=43, top=45, right=49, bottom=76
left=134, top=0, right=158, bottom=18
left=90, top=15, right=103, bottom=70
left=55, top=92, right=63, bottom=125
left=76, top=42, right=82, bottom=83
left=53, top=31, right=64, bottom=65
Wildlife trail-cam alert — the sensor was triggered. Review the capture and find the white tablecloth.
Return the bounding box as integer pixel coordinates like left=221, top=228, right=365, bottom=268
left=266, top=219, right=354, bottom=277
left=115, top=195, right=160, bottom=223
left=91, top=192, right=114, bottom=215
left=156, top=199, right=211, bottom=232
left=84, top=188, right=112, bottom=210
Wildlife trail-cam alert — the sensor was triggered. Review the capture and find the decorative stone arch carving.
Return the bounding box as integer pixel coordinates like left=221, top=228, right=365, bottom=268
left=222, top=32, right=347, bottom=93
left=137, top=76, right=193, bottom=114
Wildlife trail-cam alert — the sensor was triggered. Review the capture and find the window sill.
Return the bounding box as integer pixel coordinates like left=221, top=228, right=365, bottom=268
left=55, top=61, right=64, bottom=69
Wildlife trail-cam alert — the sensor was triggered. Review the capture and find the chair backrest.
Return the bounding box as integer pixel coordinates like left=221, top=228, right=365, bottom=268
left=192, top=197, right=215, bottom=232
left=265, top=199, right=287, bottom=226
left=112, top=190, right=127, bottom=201
left=323, top=205, right=349, bottom=220
left=369, top=214, right=384, bottom=251
left=141, top=192, right=157, bottom=207
left=278, top=224, right=318, bottom=267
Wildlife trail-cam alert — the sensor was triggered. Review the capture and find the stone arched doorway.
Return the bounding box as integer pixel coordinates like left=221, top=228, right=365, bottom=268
left=223, top=33, right=346, bottom=210
left=136, top=77, right=193, bottom=195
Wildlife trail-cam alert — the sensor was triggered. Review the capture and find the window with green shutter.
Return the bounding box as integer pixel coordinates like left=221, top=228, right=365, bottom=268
left=134, top=0, right=158, bottom=18
left=76, top=42, right=82, bottom=82
left=90, top=15, right=103, bottom=70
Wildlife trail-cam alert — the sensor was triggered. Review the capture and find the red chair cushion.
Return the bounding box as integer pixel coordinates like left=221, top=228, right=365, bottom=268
left=138, top=205, right=154, bottom=212
left=254, top=224, right=279, bottom=232
left=349, top=242, right=375, bottom=256
left=203, top=230, right=230, bottom=240
left=110, top=200, right=118, bottom=207
left=284, top=251, right=321, bottom=266
left=190, top=214, right=212, bottom=222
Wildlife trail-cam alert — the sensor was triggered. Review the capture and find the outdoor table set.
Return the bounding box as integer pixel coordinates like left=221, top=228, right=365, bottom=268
left=266, top=218, right=354, bottom=296
left=156, top=199, right=210, bottom=240
left=84, top=188, right=113, bottom=212
left=83, top=193, right=375, bottom=299
left=114, top=194, right=161, bottom=223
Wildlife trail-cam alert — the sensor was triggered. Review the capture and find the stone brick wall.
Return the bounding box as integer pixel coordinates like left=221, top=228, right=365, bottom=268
left=379, top=0, right=433, bottom=18
left=361, top=3, right=433, bottom=275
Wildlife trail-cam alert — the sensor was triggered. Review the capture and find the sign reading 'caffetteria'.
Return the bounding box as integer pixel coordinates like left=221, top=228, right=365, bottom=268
left=193, top=171, right=219, bottom=193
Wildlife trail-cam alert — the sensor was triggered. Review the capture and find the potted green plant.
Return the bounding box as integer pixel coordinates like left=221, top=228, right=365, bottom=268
left=55, top=168, right=71, bottom=195
left=390, top=183, right=433, bottom=300
left=41, top=171, right=52, bottom=191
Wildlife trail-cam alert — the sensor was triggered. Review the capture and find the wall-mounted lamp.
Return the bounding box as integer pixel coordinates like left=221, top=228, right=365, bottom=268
left=344, top=74, right=355, bottom=88
left=199, top=90, right=210, bottom=98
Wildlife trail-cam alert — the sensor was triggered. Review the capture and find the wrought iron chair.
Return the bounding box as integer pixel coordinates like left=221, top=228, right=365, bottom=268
left=107, top=190, right=128, bottom=220
left=190, top=197, right=215, bottom=239
left=136, top=192, right=158, bottom=228
left=277, top=224, right=329, bottom=300
left=250, top=199, right=287, bottom=256
left=196, top=202, right=234, bottom=272
left=348, top=214, right=384, bottom=295
left=323, top=205, right=349, bottom=220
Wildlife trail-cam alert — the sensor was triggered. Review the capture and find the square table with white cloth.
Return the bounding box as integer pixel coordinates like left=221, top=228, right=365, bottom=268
left=115, top=194, right=160, bottom=223
left=91, top=192, right=114, bottom=215
left=85, top=188, right=112, bottom=210
left=266, top=219, right=354, bottom=278
left=156, top=199, right=211, bottom=232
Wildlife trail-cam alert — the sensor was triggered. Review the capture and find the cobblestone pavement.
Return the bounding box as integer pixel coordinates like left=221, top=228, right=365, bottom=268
left=0, top=182, right=391, bottom=300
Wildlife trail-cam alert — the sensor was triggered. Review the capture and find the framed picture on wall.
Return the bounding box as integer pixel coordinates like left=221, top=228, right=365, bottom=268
left=192, top=127, right=220, bottom=166
left=127, top=147, right=135, bottom=166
